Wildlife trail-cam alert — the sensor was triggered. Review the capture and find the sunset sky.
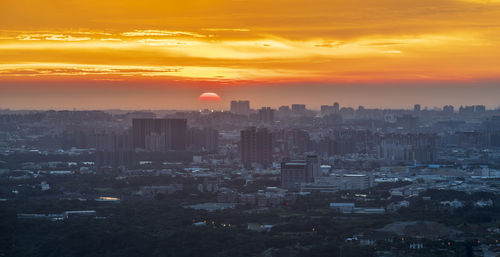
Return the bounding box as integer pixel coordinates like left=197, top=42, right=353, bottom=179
left=1, top=0, right=500, bottom=110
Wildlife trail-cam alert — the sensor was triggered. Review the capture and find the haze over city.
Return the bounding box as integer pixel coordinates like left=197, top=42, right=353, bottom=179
left=1, top=1, right=500, bottom=257
left=2, top=0, right=500, bottom=109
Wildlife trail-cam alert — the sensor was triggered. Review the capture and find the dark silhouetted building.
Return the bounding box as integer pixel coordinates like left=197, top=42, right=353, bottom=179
left=475, top=105, right=486, bottom=113
left=277, top=105, right=291, bottom=116
left=316, top=137, right=355, bottom=157
left=188, top=127, right=219, bottom=152
left=95, top=132, right=134, bottom=172
left=287, top=129, right=310, bottom=156
left=132, top=118, right=187, bottom=151
left=379, top=133, right=437, bottom=164
left=240, top=127, right=272, bottom=168
left=230, top=100, right=250, bottom=115
left=258, top=107, right=274, bottom=123
left=443, top=105, right=454, bottom=114
left=291, top=104, right=307, bottom=115
left=281, top=155, right=320, bottom=190
left=321, top=105, right=334, bottom=115
left=340, top=107, right=355, bottom=116
left=333, top=102, right=340, bottom=112
left=459, top=105, right=475, bottom=115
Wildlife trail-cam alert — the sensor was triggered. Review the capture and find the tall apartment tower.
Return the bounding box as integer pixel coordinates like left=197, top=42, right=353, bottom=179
left=258, top=107, right=274, bottom=123
left=443, top=105, right=454, bottom=114
left=132, top=118, right=187, bottom=151
left=230, top=100, right=250, bottom=115
left=280, top=154, right=320, bottom=191
left=240, top=127, right=272, bottom=168
left=291, top=104, right=306, bottom=115
left=187, top=127, right=219, bottom=152
left=333, top=102, right=340, bottom=112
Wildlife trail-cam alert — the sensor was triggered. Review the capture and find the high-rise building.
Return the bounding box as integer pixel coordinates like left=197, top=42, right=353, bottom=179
left=315, top=137, right=355, bottom=157
left=230, top=100, right=250, bottom=115
left=379, top=133, right=437, bottom=164
left=278, top=105, right=290, bottom=112
left=280, top=155, right=320, bottom=191
left=280, top=162, right=306, bottom=191
left=145, top=132, right=166, bottom=152
left=340, top=107, right=355, bottom=116
left=333, top=102, right=340, bottom=112
left=475, top=105, right=486, bottom=113
left=258, top=107, right=274, bottom=123
left=459, top=105, right=475, bottom=115
left=414, top=104, right=421, bottom=112
left=240, top=127, right=272, bottom=168
left=187, top=127, right=219, bottom=152
left=443, top=105, right=454, bottom=114
left=287, top=129, right=310, bottom=156
left=320, top=105, right=334, bottom=115
left=132, top=118, right=187, bottom=151
left=94, top=131, right=134, bottom=171
left=291, top=104, right=306, bottom=115
left=230, top=101, right=237, bottom=112
left=277, top=105, right=291, bottom=116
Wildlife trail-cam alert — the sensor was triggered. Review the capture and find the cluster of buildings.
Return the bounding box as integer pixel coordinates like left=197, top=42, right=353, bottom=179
left=1, top=101, right=500, bottom=209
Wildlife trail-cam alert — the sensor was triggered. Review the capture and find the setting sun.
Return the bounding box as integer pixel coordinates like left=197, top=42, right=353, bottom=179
left=1, top=0, right=500, bottom=108
left=198, top=92, right=221, bottom=101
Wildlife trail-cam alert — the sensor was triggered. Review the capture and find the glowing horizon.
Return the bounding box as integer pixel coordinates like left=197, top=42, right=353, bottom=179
left=1, top=0, right=500, bottom=109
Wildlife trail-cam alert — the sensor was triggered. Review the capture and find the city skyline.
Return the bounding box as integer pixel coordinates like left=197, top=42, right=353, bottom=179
left=0, top=93, right=498, bottom=111
left=2, top=1, right=500, bottom=256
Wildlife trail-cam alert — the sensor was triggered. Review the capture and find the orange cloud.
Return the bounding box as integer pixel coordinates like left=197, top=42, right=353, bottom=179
left=0, top=0, right=500, bottom=109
